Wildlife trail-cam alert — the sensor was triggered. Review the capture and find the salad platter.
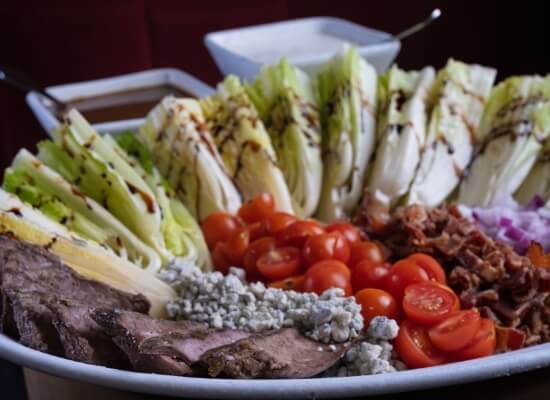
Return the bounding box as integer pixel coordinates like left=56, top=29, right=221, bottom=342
left=0, top=44, right=549, bottom=399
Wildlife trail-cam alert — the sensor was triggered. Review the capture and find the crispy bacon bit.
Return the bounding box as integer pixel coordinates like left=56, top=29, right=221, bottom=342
left=364, top=203, right=550, bottom=347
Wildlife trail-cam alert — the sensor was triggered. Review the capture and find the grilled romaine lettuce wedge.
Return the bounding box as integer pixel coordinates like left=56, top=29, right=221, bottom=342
left=5, top=148, right=162, bottom=271
left=315, top=48, right=378, bottom=222
left=201, top=75, right=294, bottom=214
left=407, top=60, right=496, bottom=207
left=246, top=59, right=323, bottom=218
left=459, top=75, right=550, bottom=206
left=367, top=65, right=435, bottom=212
left=114, top=133, right=211, bottom=270
left=0, top=189, right=175, bottom=318
left=515, top=135, right=550, bottom=204
left=139, top=97, right=241, bottom=221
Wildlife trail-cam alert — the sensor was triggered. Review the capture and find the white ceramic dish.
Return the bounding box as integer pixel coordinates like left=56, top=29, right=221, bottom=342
left=26, top=68, right=215, bottom=137
left=204, top=17, right=401, bottom=81
left=1, top=333, right=549, bottom=399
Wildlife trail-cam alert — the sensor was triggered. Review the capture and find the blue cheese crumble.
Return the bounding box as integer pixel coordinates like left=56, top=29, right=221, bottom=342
left=329, top=317, right=406, bottom=376
left=160, top=262, right=363, bottom=343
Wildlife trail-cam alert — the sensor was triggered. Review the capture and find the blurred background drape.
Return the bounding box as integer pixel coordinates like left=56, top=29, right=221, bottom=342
left=0, top=1, right=549, bottom=398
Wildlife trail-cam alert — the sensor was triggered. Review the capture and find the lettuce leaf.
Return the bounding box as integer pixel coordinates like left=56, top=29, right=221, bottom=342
left=407, top=59, right=496, bottom=207
left=314, top=47, right=378, bottom=222
left=202, top=75, right=294, bottom=214
left=245, top=59, right=323, bottom=218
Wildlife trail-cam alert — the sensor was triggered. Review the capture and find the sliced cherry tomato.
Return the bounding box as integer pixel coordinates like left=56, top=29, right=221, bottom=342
left=212, top=242, right=232, bottom=275
left=428, top=310, right=481, bottom=352
left=351, top=261, right=391, bottom=292
left=223, top=227, right=250, bottom=266
left=302, top=232, right=350, bottom=267
left=402, top=282, right=459, bottom=325
left=354, top=288, right=398, bottom=326
left=385, top=259, right=430, bottom=301
left=238, top=193, right=275, bottom=224
left=303, top=260, right=352, bottom=296
left=243, top=237, right=276, bottom=281
left=257, top=246, right=301, bottom=281
left=451, top=319, right=496, bottom=361
left=201, top=212, right=241, bottom=250
left=277, top=220, right=324, bottom=248
left=348, top=241, right=384, bottom=268
left=262, top=212, right=297, bottom=235
left=268, top=275, right=305, bottom=291
left=394, top=319, right=446, bottom=369
left=407, top=253, right=446, bottom=284
left=325, top=222, right=362, bottom=246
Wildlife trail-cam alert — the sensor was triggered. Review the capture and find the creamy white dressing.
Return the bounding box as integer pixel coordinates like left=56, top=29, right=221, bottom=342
left=226, top=30, right=357, bottom=63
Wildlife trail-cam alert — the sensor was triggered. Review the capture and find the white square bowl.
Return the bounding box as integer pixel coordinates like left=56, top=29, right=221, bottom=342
left=26, top=68, right=215, bottom=137
left=204, top=17, right=401, bottom=81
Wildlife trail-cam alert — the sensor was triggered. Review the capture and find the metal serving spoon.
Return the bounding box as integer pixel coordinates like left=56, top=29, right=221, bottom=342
left=0, top=65, right=67, bottom=114
left=379, top=8, right=442, bottom=43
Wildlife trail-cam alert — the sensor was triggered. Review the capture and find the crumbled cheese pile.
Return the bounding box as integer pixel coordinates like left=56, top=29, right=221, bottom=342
left=159, top=261, right=363, bottom=343
left=329, top=316, right=406, bottom=376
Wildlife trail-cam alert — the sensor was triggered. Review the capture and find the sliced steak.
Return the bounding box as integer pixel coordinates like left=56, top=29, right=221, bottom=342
left=92, top=309, right=195, bottom=375
left=5, top=290, right=63, bottom=354
left=139, top=327, right=250, bottom=364
left=200, top=328, right=348, bottom=379
left=0, top=236, right=150, bottom=361
left=50, top=301, right=129, bottom=368
left=0, top=236, right=150, bottom=313
left=92, top=309, right=251, bottom=375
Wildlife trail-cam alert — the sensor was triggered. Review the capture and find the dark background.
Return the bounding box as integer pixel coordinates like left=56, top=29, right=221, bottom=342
left=1, top=1, right=550, bottom=399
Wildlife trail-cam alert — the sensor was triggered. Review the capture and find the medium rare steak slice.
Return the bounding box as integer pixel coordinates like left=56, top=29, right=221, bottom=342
left=50, top=301, right=129, bottom=368
left=200, top=328, right=348, bottom=379
left=92, top=309, right=196, bottom=375
left=0, top=236, right=150, bottom=313
left=92, top=309, right=251, bottom=375
left=0, top=236, right=150, bottom=362
left=5, top=290, right=63, bottom=354
left=139, top=327, right=250, bottom=364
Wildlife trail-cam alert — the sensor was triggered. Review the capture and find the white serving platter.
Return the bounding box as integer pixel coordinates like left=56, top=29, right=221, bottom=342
left=26, top=68, right=215, bottom=137
left=1, top=333, right=549, bottom=399
left=205, top=17, right=400, bottom=81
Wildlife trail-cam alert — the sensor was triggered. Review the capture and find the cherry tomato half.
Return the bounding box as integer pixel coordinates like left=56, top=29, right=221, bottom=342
left=302, top=232, right=350, bottom=267
left=402, top=282, right=459, bottom=325
left=450, top=319, right=496, bottom=361
left=238, top=193, right=275, bottom=224
left=428, top=310, right=481, bottom=352
left=385, top=259, right=430, bottom=301
left=257, top=246, right=301, bottom=281
left=303, top=260, right=352, bottom=296
left=354, top=288, right=398, bottom=326
left=243, top=237, right=276, bottom=281
left=394, top=319, right=446, bottom=369
left=268, top=275, right=305, bottom=291
left=223, top=227, right=250, bottom=266
left=277, top=220, right=324, bottom=248
left=348, top=241, right=384, bottom=269
left=407, top=253, right=447, bottom=284
left=351, top=261, right=391, bottom=292
left=325, top=222, right=362, bottom=246
left=201, top=212, right=241, bottom=250
left=212, top=242, right=232, bottom=275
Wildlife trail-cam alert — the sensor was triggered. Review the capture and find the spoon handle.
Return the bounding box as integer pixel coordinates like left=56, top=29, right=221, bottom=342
left=0, top=66, right=66, bottom=109
left=394, top=8, right=442, bottom=41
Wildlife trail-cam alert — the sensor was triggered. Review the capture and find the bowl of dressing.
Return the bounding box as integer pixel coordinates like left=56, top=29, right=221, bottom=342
left=204, top=17, right=401, bottom=80
left=27, top=68, right=215, bottom=137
